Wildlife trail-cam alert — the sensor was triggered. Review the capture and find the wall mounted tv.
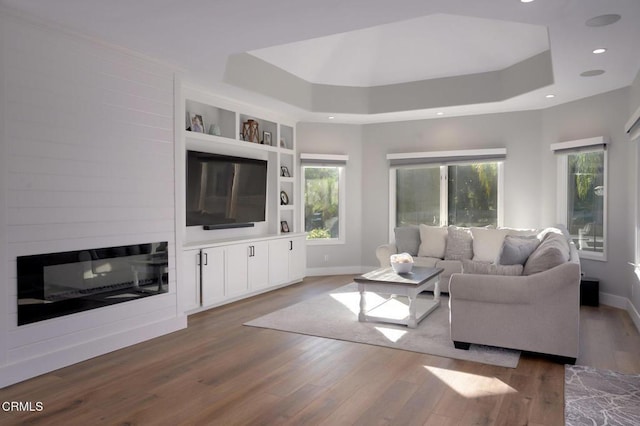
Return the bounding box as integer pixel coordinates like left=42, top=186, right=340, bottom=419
left=186, top=150, right=268, bottom=229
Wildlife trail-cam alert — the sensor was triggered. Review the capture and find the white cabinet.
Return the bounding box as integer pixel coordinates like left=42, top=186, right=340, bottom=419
left=181, top=249, right=201, bottom=312
left=269, top=235, right=306, bottom=286
left=248, top=241, right=270, bottom=291
left=201, top=247, right=225, bottom=306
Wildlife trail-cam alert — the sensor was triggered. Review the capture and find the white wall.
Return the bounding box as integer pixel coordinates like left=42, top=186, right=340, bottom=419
left=360, top=110, right=544, bottom=267
left=0, top=14, right=185, bottom=387
left=540, top=88, right=635, bottom=301
left=296, top=123, right=363, bottom=274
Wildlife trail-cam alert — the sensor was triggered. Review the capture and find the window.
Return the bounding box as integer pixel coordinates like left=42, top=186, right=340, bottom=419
left=393, top=162, right=502, bottom=229
left=557, top=149, right=607, bottom=259
left=303, top=165, right=345, bottom=243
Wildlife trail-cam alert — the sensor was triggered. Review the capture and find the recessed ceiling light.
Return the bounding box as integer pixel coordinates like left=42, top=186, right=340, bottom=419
left=592, top=48, right=607, bottom=54
left=328, top=116, right=335, bottom=120
left=520, top=0, right=535, bottom=3
left=436, top=112, right=444, bottom=116
left=586, top=14, right=621, bottom=27
left=545, top=94, right=555, bottom=98
left=580, top=69, right=605, bottom=77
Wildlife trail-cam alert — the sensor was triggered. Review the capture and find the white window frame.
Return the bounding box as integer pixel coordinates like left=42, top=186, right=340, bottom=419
left=389, top=161, right=504, bottom=241
left=301, top=162, right=346, bottom=245
left=555, top=142, right=608, bottom=261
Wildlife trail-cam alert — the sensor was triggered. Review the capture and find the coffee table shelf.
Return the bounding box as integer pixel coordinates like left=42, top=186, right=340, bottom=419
left=354, top=266, right=443, bottom=328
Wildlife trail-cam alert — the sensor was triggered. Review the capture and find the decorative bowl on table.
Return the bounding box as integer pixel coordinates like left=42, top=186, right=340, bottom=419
left=390, top=253, right=413, bottom=274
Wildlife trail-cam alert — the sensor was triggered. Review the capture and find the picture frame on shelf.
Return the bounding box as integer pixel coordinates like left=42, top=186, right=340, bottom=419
left=280, top=190, right=289, bottom=205
left=189, top=113, right=205, bottom=133
left=281, top=221, right=290, bottom=233
left=280, top=166, right=290, bottom=177
left=263, top=131, right=272, bottom=145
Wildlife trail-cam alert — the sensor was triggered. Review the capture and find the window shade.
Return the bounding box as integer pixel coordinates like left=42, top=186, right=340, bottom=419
left=386, top=148, right=506, bottom=167
left=550, top=136, right=607, bottom=154
left=300, top=153, right=348, bottom=164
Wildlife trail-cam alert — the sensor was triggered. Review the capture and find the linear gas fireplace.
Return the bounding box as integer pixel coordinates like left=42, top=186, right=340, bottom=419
left=17, top=242, right=169, bottom=326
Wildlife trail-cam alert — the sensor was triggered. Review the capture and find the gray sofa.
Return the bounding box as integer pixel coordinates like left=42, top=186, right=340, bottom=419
left=376, top=224, right=581, bottom=362
left=449, top=232, right=581, bottom=363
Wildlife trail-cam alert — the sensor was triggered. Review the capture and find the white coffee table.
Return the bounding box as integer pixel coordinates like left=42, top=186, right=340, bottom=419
left=354, top=266, right=443, bottom=328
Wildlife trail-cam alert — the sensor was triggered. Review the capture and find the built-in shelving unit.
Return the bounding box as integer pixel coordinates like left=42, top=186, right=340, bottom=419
left=176, top=85, right=305, bottom=316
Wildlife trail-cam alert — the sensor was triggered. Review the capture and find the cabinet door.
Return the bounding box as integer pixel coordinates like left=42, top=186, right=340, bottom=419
left=226, top=244, right=249, bottom=298
left=248, top=241, right=270, bottom=290
left=269, top=239, right=290, bottom=286
left=201, top=247, right=225, bottom=306
left=289, top=236, right=307, bottom=282
left=181, top=249, right=201, bottom=312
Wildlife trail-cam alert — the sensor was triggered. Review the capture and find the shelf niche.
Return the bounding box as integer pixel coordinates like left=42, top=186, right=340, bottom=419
left=186, top=100, right=236, bottom=140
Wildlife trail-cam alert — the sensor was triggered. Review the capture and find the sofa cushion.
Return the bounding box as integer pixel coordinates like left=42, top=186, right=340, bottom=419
left=444, top=226, right=473, bottom=260
left=523, top=230, right=570, bottom=275
left=394, top=225, right=420, bottom=256
left=497, top=235, right=540, bottom=265
left=412, top=256, right=439, bottom=268
left=435, top=259, right=463, bottom=278
left=462, top=259, right=523, bottom=276
left=418, top=224, right=448, bottom=259
left=471, top=228, right=509, bottom=263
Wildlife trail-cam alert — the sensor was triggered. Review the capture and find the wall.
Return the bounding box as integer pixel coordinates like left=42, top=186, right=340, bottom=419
left=0, top=14, right=185, bottom=387
left=296, top=123, right=363, bottom=274
left=630, top=70, right=640, bottom=318
left=540, top=88, right=634, bottom=303
left=360, top=110, right=544, bottom=267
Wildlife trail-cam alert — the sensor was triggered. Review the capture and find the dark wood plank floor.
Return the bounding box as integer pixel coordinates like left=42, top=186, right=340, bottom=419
left=1, top=275, right=639, bottom=425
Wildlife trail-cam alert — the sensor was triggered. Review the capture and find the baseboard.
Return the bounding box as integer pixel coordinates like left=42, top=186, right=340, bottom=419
left=599, top=292, right=628, bottom=309
left=600, top=292, right=640, bottom=334
left=627, top=299, right=640, bottom=334
left=0, top=315, right=187, bottom=389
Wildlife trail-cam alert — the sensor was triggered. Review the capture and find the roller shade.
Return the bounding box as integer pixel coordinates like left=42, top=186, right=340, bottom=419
left=300, top=153, right=348, bottom=164
left=387, top=148, right=506, bottom=167
left=550, top=136, right=607, bottom=154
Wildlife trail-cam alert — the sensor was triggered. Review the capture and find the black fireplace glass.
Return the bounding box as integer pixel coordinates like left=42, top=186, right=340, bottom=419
left=17, top=242, right=169, bottom=326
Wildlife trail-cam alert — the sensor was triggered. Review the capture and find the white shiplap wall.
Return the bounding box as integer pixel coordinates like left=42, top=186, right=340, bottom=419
left=0, top=14, right=185, bottom=387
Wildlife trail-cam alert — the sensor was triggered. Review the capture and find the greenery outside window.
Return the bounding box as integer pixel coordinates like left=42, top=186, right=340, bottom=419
left=393, top=162, right=502, bottom=229
left=557, top=148, right=607, bottom=260
left=303, top=165, right=345, bottom=244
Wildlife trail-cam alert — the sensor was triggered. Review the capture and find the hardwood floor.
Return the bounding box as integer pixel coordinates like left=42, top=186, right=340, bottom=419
left=1, top=275, right=639, bottom=425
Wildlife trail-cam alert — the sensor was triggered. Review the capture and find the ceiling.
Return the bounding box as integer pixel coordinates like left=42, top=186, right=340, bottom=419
left=2, top=0, right=640, bottom=124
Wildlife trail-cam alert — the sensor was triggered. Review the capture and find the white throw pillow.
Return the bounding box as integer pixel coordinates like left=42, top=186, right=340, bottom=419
left=417, top=224, right=448, bottom=259
left=471, top=227, right=509, bottom=263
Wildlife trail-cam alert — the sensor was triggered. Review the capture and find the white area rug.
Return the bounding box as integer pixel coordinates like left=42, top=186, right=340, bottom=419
left=245, top=283, right=520, bottom=368
left=565, top=365, right=640, bottom=426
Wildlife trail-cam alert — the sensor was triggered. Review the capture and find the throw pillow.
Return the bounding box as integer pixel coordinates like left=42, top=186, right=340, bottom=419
left=470, top=227, right=509, bottom=263
left=462, top=259, right=523, bottom=276
left=497, top=235, right=540, bottom=265
left=417, top=224, right=448, bottom=259
left=394, top=225, right=420, bottom=256
left=523, top=232, right=571, bottom=275
left=444, top=226, right=473, bottom=260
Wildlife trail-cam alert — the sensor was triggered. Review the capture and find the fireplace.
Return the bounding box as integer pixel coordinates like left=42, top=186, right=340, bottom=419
left=17, top=242, right=169, bottom=326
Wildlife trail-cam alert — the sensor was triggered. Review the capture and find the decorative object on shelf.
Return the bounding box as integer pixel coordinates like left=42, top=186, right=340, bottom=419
left=242, top=119, right=259, bottom=143
left=189, top=113, right=205, bottom=133
left=209, top=124, right=221, bottom=136
left=281, top=221, right=290, bottom=233
left=280, top=190, right=289, bottom=205
left=263, top=131, right=272, bottom=145
left=280, top=166, right=290, bottom=177
left=280, top=138, right=286, bottom=148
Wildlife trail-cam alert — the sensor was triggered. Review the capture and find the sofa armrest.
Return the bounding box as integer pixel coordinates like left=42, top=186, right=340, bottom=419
left=376, top=243, right=398, bottom=267
left=449, top=261, right=581, bottom=305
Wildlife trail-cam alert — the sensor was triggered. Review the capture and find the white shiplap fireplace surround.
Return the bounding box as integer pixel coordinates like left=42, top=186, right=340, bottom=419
left=0, top=13, right=186, bottom=387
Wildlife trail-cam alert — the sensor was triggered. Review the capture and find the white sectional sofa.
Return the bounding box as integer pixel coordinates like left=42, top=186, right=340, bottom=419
left=376, top=224, right=582, bottom=362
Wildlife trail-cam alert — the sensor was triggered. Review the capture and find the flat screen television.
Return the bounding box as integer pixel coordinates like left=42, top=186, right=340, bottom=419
left=186, top=151, right=268, bottom=229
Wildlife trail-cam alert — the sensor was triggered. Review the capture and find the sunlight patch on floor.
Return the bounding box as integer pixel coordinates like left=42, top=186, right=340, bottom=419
left=330, top=290, right=388, bottom=315
left=425, top=366, right=517, bottom=398
left=374, top=326, right=407, bottom=342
